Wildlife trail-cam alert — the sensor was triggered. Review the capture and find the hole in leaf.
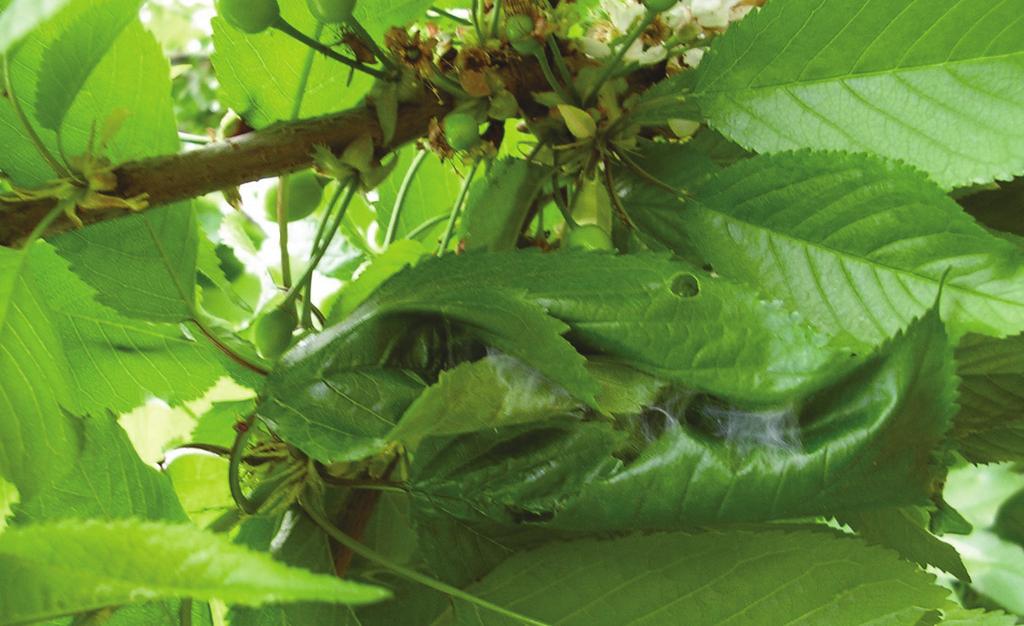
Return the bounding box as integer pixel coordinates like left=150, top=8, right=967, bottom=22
left=669, top=272, right=700, bottom=298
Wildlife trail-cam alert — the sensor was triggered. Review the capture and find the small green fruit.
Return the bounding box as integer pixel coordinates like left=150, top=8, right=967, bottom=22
left=506, top=14, right=542, bottom=55
left=217, top=0, right=280, bottom=34
left=443, top=112, right=481, bottom=151
left=307, top=0, right=356, bottom=23
left=264, top=170, right=325, bottom=222
left=644, top=0, right=678, bottom=13
left=253, top=302, right=298, bottom=360
left=506, top=14, right=534, bottom=41
left=566, top=224, right=614, bottom=251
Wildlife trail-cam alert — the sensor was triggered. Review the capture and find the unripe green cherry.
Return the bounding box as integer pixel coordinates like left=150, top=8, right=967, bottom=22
left=307, top=0, right=356, bottom=23
left=443, top=112, right=481, bottom=151
left=566, top=224, right=614, bottom=251
left=506, top=14, right=542, bottom=55
left=253, top=302, right=298, bottom=360
left=217, top=0, right=280, bottom=34
left=264, top=170, right=325, bottom=222
left=644, top=0, right=678, bottom=13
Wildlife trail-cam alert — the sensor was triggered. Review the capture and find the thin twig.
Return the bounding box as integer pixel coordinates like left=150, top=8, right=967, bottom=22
left=437, top=159, right=481, bottom=254
left=385, top=149, right=430, bottom=245
left=189, top=319, right=269, bottom=376
left=273, top=19, right=391, bottom=80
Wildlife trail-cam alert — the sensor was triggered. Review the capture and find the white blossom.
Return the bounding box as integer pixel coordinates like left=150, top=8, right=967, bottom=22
left=688, top=0, right=742, bottom=29
left=663, top=4, right=694, bottom=31
left=604, top=0, right=646, bottom=33
left=682, top=47, right=705, bottom=67
left=579, top=37, right=613, bottom=59
left=624, top=38, right=667, bottom=65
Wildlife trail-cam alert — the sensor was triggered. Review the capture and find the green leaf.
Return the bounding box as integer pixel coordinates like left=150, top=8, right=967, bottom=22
left=694, top=0, right=1024, bottom=189
left=0, top=519, right=389, bottom=625
left=354, top=0, right=433, bottom=40
left=258, top=315, right=428, bottom=462
left=0, top=244, right=79, bottom=499
left=165, top=453, right=232, bottom=528
left=30, top=241, right=228, bottom=413
left=945, top=463, right=1024, bottom=530
left=33, top=0, right=142, bottom=131
left=438, top=530, right=947, bottom=625
left=389, top=354, right=577, bottom=448
left=939, top=607, right=1017, bottom=626
left=53, top=204, right=199, bottom=323
left=418, top=309, right=955, bottom=530
left=328, top=239, right=430, bottom=323
left=460, top=159, right=550, bottom=252
left=412, top=421, right=626, bottom=525
left=373, top=149, right=463, bottom=242
left=840, top=506, right=970, bottom=581
left=994, top=487, right=1024, bottom=548
left=212, top=2, right=371, bottom=128
left=370, top=252, right=842, bottom=402
left=231, top=509, right=356, bottom=626
left=619, top=139, right=720, bottom=257
left=628, top=72, right=699, bottom=127
left=0, top=6, right=198, bottom=324
left=191, top=399, right=256, bottom=448
left=948, top=531, right=1024, bottom=616
left=683, top=151, right=1024, bottom=349
left=0, top=0, right=71, bottom=55
left=953, top=333, right=1024, bottom=462
left=13, top=414, right=186, bottom=524
left=259, top=365, right=427, bottom=463
left=0, top=11, right=179, bottom=186
left=558, top=309, right=954, bottom=529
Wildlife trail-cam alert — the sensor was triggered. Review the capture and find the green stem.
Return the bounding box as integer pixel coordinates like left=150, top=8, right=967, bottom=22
left=470, top=0, right=485, bottom=42
left=284, top=181, right=358, bottom=305
left=428, top=67, right=466, bottom=97
left=300, top=496, right=546, bottom=626
left=385, top=149, right=429, bottom=245
left=299, top=183, right=348, bottom=324
left=287, top=32, right=323, bottom=324
left=278, top=25, right=323, bottom=292
left=23, top=199, right=72, bottom=246
left=276, top=176, right=293, bottom=289
left=584, top=12, right=655, bottom=104
left=228, top=414, right=259, bottom=515
left=602, top=155, right=635, bottom=229
left=489, top=0, right=503, bottom=38
left=273, top=19, right=390, bottom=80
left=548, top=37, right=578, bottom=101
left=403, top=213, right=447, bottom=241
left=549, top=151, right=576, bottom=228
left=2, top=55, right=72, bottom=179
left=437, top=159, right=480, bottom=255
left=551, top=173, right=575, bottom=228
left=533, top=50, right=570, bottom=103
left=190, top=319, right=269, bottom=376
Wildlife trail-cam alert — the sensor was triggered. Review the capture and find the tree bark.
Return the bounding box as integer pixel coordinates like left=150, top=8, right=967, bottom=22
left=0, top=54, right=549, bottom=245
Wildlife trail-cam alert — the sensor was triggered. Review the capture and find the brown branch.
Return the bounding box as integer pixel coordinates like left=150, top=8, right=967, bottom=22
left=0, top=54, right=553, bottom=246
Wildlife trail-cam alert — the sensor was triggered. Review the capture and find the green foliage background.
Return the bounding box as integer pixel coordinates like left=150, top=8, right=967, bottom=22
left=1, top=0, right=1024, bottom=624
